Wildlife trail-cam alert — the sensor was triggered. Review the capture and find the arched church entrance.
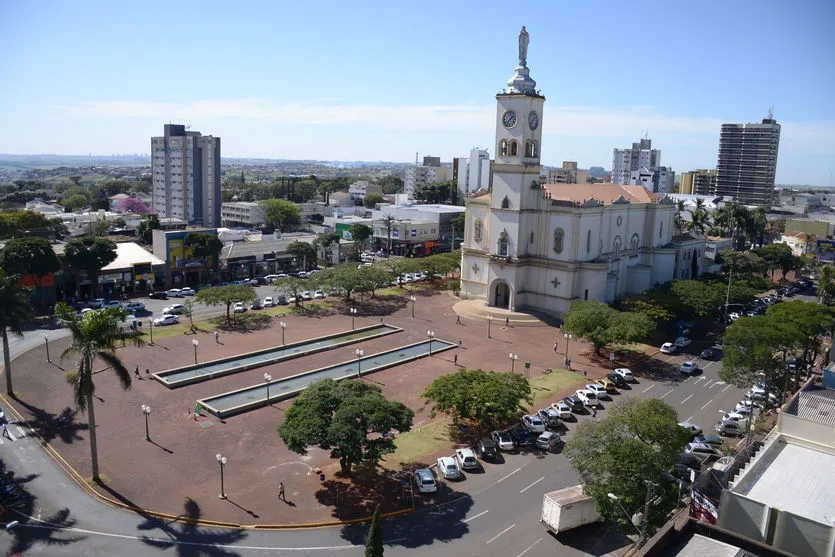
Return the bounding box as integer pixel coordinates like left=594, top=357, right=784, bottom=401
left=493, top=281, right=510, bottom=309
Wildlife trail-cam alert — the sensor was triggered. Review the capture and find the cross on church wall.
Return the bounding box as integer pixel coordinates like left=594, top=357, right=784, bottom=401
left=551, top=276, right=560, bottom=288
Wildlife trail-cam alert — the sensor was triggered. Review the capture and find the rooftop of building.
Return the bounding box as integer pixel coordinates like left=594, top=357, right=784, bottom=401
left=386, top=204, right=465, bottom=214
left=220, top=234, right=318, bottom=259
left=542, top=183, right=658, bottom=205
left=784, top=380, right=835, bottom=426
left=781, top=231, right=810, bottom=239
left=51, top=241, right=164, bottom=268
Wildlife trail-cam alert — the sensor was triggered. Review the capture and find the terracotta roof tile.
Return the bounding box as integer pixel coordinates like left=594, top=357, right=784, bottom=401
left=542, top=183, right=657, bottom=204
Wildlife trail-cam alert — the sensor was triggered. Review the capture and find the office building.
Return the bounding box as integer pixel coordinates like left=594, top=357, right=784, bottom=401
left=404, top=164, right=451, bottom=198
left=151, top=124, right=221, bottom=227
left=612, top=138, right=660, bottom=185
left=454, top=148, right=491, bottom=198
left=715, top=116, right=781, bottom=205
left=220, top=201, right=266, bottom=227
left=679, top=169, right=717, bottom=195
left=547, top=161, right=588, bottom=184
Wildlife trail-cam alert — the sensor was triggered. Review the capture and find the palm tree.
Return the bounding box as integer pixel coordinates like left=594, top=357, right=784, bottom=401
left=0, top=272, right=34, bottom=396
left=818, top=265, right=834, bottom=305
left=684, top=207, right=710, bottom=236
left=54, top=302, right=139, bottom=482
left=673, top=200, right=686, bottom=232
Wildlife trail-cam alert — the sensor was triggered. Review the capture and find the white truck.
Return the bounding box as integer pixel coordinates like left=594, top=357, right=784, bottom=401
left=541, top=485, right=601, bottom=534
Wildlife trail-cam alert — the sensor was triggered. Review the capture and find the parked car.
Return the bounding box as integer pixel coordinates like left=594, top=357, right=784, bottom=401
left=549, top=402, right=573, bottom=420
left=124, top=302, right=145, bottom=313
left=474, top=438, right=498, bottom=460
left=455, top=448, right=479, bottom=470
left=715, top=420, right=747, bottom=437
left=693, top=434, right=724, bottom=447
left=675, top=337, right=692, bottom=348
left=162, top=304, right=184, bottom=315
left=87, top=298, right=106, bottom=309
left=522, top=414, right=546, bottom=433
left=685, top=442, right=722, bottom=461
left=575, top=389, right=598, bottom=408
left=720, top=412, right=747, bottom=424
left=99, top=300, right=121, bottom=309
left=436, top=456, right=460, bottom=480
left=614, top=368, right=634, bottom=382
left=300, top=291, right=312, bottom=301
left=586, top=383, right=609, bottom=400
left=508, top=427, right=536, bottom=447
left=700, top=349, right=715, bottom=360
left=607, top=373, right=627, bottom=388
left=679, top=361, right=699, bottom=375
left=276, top=295, right=288, bottom=305
left=233, top=302, right=246, bottom=313
left=563, top=396, right=584, bottom=413
left=537, top=408, right=561, bottom=428
left=660, top=342, right=677, bottom=354
left=167, top=289, right=183, bottom=298
left=148, top=291, right=168, bottom=300
left=313, top=290, right=326, bottom=299
left=263, top=296, right=276, bottom=307
left=180, top=287, right=195, bottom=296
left=675, top=452, right=702, bottom=471
left=678, top=422, right=703, bottom=437
left=490, top=430, right=515, bottom=452
left=536, top=431, right=562, bottom=451
left=250, top=299, right=263, bottom=310
left=596, top=377, right=618, bottom=393
left=264, top=275, right=280, bottom=283
left=414, top=468, right=437, bottom=493
left=153, top=314, right=179, bottom=326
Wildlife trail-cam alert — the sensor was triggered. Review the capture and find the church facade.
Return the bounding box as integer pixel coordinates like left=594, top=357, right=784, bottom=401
left=459, top=28, right=704, bottom=317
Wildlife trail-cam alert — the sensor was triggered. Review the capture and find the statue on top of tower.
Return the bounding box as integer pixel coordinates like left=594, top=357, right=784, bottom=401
left=518, top=26, right=529, bottom=67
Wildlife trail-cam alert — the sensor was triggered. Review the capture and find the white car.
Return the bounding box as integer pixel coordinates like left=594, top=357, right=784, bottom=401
left=166, top=288, right=183, bottom=298
left=412, top=272, right=425, bottom=281
left=549, top=402, right=573, bottom=420
left=575, top=389, right=598, bottom=408
left=87, top=298, right=105, bottom=309
left=729, top=312, right=742, bottom=321
left=153, top=314, right=179, bottom=326
left=162, top=304, right=184, bottom=315
left=288, top=296, right=297, bottom=304
left=414, top=469, right=437, bottom=494
left=233, top=302, right=246, bottom=313
left=674, top=337, right=692, bottom=348
left=455, top=448, right=479, bottom=470
left=679, top=361, right=699, bottom=375
left=102, top=300, right=123, bottom=309
left=436, top=456, right=460, bottom=480
left=720, top=412, right=747, bottom=424
left=124, top=302, right=145, bottom=313
left=685, top=442, right=721, bottom=460
left=263, top=296, right=276, bottom=307
left=313, top=290, right=326, bottom=299
left=300, top=291, right=312, bottom=301
left=521, top=414, right=546, bottom=433
left=678, top=422, right=703, bottom=437
left=614, top=368, right=634, bottom=382
left=264, top=275, right=280, bottom=283
left=660, top=342, right=677, bottom=354
left=585, top=383, right=609, bottom=400
left=490, top=430, right=515, bottom=451
left=180, top=287, right=195, bottom=296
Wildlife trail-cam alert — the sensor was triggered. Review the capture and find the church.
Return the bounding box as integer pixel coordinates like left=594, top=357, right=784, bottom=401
left=459, top=27, right=705, bottom=317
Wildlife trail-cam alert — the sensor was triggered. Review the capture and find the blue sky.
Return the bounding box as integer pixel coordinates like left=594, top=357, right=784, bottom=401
left=1, top=0, right=833, bottom=185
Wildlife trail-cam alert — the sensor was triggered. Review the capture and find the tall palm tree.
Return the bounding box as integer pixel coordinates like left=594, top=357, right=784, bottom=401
left=684, top=208, right=710, bottom=236
left=0, top=272, right=34, bottom=396
left=817, top=265, right=835, bottom=305
left=54, top=302, right=139, bottom=482
left=673, top=200, right=686, bottom=232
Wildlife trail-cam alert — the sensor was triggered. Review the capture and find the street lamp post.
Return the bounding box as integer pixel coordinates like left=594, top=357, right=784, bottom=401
left=355, top=349, right=364, bottom=378
left=426, top=330, right=435, bottom=355
left=563, top=333, right=573, bottom=367
left=637, top=481, right=656, bottom=548
left=487, top=315, right=493, bottom=338
left=216, top=453, right=228, bottom=499
left=280, top=321, right=287, bottom=346
left=607, top=493, right=642, bottom=536
left=192, top=339, right=199, bottom=365
left=43, top=334, right=50, bottom=363
left=149, top=320, right=154, bottom=345
left=409, top=296, right=416, bottom=318
left=509, top=352, right=518, bottom=372
left=141, top=404, right=151, bottom=441
left=264, top=373, right=272, bottom=406
left=349, top=307, right=357, bottom=330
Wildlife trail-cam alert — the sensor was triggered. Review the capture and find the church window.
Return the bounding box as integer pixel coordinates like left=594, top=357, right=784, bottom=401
left=498, top=232, right=509, bottom=256
left=584, top=289, right=589, bottom=300
left=529, top=231, right=534, bottom=245
left=586, top=230, right=592, bottom=253
left=631, top=234, right=640, bottom=256
left=501, top=196, right=510, bottom=209
left=500, top=139, right=509, bottom=156
left=525, top=140, right=538, bottom=158
left=612, top=236, right=622, bottom=258
left=659, top=221, right=664, bottom=239
left=473, top=219, right=483, bottom=242
left=509, top=141, right=518, bottom=156
left=553, top=228, right=564, bottom=254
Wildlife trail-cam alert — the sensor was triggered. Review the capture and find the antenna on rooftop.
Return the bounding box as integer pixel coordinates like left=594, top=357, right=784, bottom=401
left=185, top=124, right=191, bottom=131
left=415, top=152, right=419, bottom=166
left=767, top=107, right=774, bottom=120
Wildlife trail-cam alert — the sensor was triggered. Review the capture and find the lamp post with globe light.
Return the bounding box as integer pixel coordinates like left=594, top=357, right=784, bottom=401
left=426, top=330, right=435, bottom=355
left=488, top=315, right=493, bottom=338
left=409, top=296, right=416, bottom=318
left=509, top=352, right=518, bottom=372
left=349, top=307, right=357, bottom=330
left=192, top=339, right=199, bottom=364
left=280, top=321, right=286, bottom=346
left=355, top=348, right=364, bottom=378
left=216, top=453, right=228, bottom=499
left=141, top=404, right=151, bottom=441
left=43, top=334, right=50, bottom=363
left=563, top=333, right=573, bottom=367
left=264, top=373, right=272, bottom=406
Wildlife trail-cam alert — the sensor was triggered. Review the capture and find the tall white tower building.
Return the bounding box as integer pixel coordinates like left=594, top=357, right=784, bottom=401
left=454, top=148, right=491, bottom=198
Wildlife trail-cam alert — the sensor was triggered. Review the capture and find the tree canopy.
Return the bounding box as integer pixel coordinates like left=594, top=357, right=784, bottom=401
left=136, top=213, right=161, bottom=245
left=0, top=210, right=56, bottom=240
left=422, top=368, right=533, bottom=430
left=287, top=241, right=317, bottom=271
left=184, top=232, right=223, bottom=269
left=350, top=224, right=372, bottom=257
left=195, top=284, right=256, bottom=324
left=0, top=271, right=34, bottom=395
left=363, top=193, right=384, bottom=209
left=62, top=236, right=118, bottom=297
left=365, top=504, right=384, bottom=557
left=562, top=300, right=654, bottom=354
left=564, top=399, right=690, bottom=537
left=260, top=198, right=301, bottom=232
left=719, top=316, right=795, bottom=389
left=317, top=263, right=390, bottom=302
left=0, top=236, right=61, bottom=289
left=278, top=379, right=414, bottom=474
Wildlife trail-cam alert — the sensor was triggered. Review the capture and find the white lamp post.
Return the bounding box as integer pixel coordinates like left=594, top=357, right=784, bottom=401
left=141, top=404, right=151, bottom=441
left=280, top=321, right=287, bottom=345
left=355, top=348, right=364, bottom=377
left=563, top=333, right=573, bottom=367
left=409, top=296, right=416, bottom=318
left=509, top=352, right=518, bottom=372
left=349, top=307, right=357, bottom=330
left=264, top=373, right=272, bottom=406
left=192, top=339, right=199, bottom=364
left=426, top=330, right=435, bottom=355
left=487, top=315, right=493, bottom=338
left=43, top=333, right=50, bottom=363
left=216, top=453, right=228, bottom=499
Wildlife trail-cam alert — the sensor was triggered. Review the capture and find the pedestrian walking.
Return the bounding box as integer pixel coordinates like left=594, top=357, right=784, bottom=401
left=454, top=353, right=458, bottom=366
left=592, top=407, right=597, bottom=418
left=505, top=316, right=509, bottom=326
left=553, top=342, right=558, bottom=353
left=134, top=366, right=141, bottom=379
left=214, top=330, right=220, bottom=343
left=456, top=315, right=461, bottom=325
left=145, top=368, right=151, bottom=377
left=278, top=481, right=286, bottom=501
left=567, top=359, right=571, bottom=370
left=2, top=422, right=9, bottom=439
left=583, top=370, right=587, bottom=378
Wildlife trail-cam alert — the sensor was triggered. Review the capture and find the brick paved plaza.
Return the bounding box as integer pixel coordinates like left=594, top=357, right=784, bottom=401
left=5, top=288, right=617, bottom=526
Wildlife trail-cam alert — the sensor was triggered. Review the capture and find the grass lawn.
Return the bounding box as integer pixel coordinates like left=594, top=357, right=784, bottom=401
left=528, top=369, right=586, bottom=407
left=386, top=416, right=453, bottom=468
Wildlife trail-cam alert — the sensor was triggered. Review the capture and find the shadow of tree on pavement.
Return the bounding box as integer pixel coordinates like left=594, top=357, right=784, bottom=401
left=6, top=399, right=87, bottom=445
left=136, top=497, right=248, bottom=557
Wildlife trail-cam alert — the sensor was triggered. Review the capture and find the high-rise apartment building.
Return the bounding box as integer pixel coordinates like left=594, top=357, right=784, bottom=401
left=151, top=124, right=221, bottom=227
left=612, top=138, right=660, bottom=185
left=679, top=169, right=717, bottom=196
left=547, top=161, right=588, bottom=184
left=715, top=117, right=781, bottom=206
left=454, top=148, right=491, bottom=198
left=404, top=162, right=451, bottom=199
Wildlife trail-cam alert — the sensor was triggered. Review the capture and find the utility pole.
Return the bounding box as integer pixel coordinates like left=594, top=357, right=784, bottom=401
left=637, top=480, right=656, bottom=548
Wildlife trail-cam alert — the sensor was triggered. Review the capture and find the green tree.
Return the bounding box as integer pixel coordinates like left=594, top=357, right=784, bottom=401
left=195, top=284, right=256, bottom=324
left=365, top=504, right=384, bottom=557
left=136, top=213, right=161, bottom=245
left=54, top=302, right=139, bottom=482
left=0, top=272, right=34, bottom=395
left=318, top=264, right=374, bottom=302
left=63, top=193, right=89, bottom=211
left=719, top=316, right=797, bottom=389
left=615, top=296, right=676, bottom=328
left=260, top=198, right=301, bottom=232
left=63, top=236, right=118, bottom=298
left=450, top=213, right=465, bottom=245
left=278, top=380, right=414, bottom=475
left=350, top=224, right=372, bottom=259
left=378, top=175, right=403, bottom=195
left=184, top=232, right=224, bottom=282
left=562, top=300, right=654, bottom=355
left=363, top=193, right=384, bottom=209
left=564, top=399, right=690, bottom=539
left=183, top=298, right=196, bottom=332
left=755, top=243, right=794, bottom=280
left=287, top=241, right=317, bottom=271
left=0, top=236, right=61, bottom=305
left=669, top=280, right=724, bottom=318
left=422, top=368, right=533, bottom=430
left=273, top=276, right=309, bottom=307
left=0, top=210, right=55, bottom=239
left=379, top=214, right=397, bottom=256
left=766, top=301, right=835, bottom=388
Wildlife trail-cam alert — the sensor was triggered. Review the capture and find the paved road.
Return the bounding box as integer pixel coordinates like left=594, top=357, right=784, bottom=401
left=0, top=326, right=749, bottom=556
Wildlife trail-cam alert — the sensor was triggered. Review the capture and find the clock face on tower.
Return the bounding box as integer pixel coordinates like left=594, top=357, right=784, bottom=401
left=528, top=111, right=539, bottom=130
left=502, top=110, right=518, bottom=129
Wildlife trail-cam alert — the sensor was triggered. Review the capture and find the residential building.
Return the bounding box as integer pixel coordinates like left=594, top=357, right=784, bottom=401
left=220, top=201, right=266, bottom=227
left=460, top=29, right=704, bottom=316
left=780, top=231, right=811, bottom=256
left=715, top=116, right=781, bottom=206
left=454, top=148, right=491, bottom=199
left=404, top=164, right=452, bottom=198
left=347, top=180, right=383, bottom=201
left=679, top=169, right=717, bottom=196
left=547, top=161, right=588, bottom=184
left=151, top=124, right=222, bottom=227
left=371, top=203, right=465, bottom=254
left=612, top=138, right=660, bottom=185
left=25, top=198, right=64, bottom=216
left=327, top=191, right=355, bottom=208
left=422, top=156, right=440, bottom=167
